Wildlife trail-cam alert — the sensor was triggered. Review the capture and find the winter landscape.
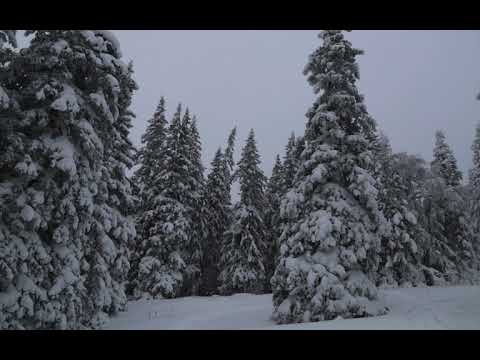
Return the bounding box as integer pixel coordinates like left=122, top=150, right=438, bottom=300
left=1, top=30, right=480, bottom=330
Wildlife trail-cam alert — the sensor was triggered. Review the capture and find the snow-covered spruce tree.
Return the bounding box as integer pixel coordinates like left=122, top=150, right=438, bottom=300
left=412, top=134, right=475, bottom=285
left=134, top=97, right=168, bottom=204
left=224, top=126, right=237, bottom=186
left=129, top=105, right=188, bottom=299
left=392, top=154, right=430, bottom=244
left=264, top=154, right=285, bottom=291
left=372, top=133, right=424, bottom=288
left=0, top=30, right=137, bottom=329
left=87, top=54, right=137, bottom=326
left=282, top=133, right=305, bottom=193
left=431, top=130, right=463, bottom=187
left=200, top=148, right=231, bottom=295
left=390, top=152, right=461, bottom=285
left=181, top=113, right=205, bottom=296
left=199, top=127, right=237, bottom=295
left=282, top=133, right=298, bottom=192
left=0, top=30, right=39, bottom=329
left=271, top=30, right=389, bottom=324
left=219, top=129, right=268, bottom=295
left=430, top=131, right=476, bottom=281
left=294, top=136, right=306, bottom=166
left=419, top=176, right=463, bottom=284
left=130, top=105, right=205, bottom=299
left=127, top=98, right=169, bottom=297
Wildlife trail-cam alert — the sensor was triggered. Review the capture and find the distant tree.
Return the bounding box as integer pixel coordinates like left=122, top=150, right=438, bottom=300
left=219, top=129, right=268, bottom=295
left=264, top=154, right=285, bottom=291
left=130, top=104, right=206, bottom=299
left=373, top=133, right=424, bottom=288
left=224, top=126, right=237, bottom=186
left=181, top=113, right=205, bottom=296
left=127, top=98, right=169, bottom=296
left=200, top=148, right=230, bottom=295
left=431, top=130, right=462, bottom=187
left=134, top=97, right=168, bottom=204
left=129, top=105, right=187, bottom=299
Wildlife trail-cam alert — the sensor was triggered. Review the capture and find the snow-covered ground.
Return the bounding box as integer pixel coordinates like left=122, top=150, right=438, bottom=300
left=104, top=285, right=480, bottom=330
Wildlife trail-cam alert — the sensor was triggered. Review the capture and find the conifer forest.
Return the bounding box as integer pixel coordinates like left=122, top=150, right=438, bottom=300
left=1, top=30, right=480, bottom=330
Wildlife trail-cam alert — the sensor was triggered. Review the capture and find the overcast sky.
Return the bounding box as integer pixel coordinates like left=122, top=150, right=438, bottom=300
left=113, top=31, right=479, bottom=180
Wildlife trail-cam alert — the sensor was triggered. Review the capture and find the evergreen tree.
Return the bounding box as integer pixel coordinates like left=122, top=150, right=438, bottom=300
left=129, top=105, right=205, bottom=299
left=294, top=136, right=306, bottom=165
left=282, top=133, right=298, bottom=192
left=200, top=148, right=230, bottom=295
left=264, top=154, right=285, bottom=291
left=373, top=133, right=423, bottom=288
left=431, top=130, right=462, bottom=187
left=127, top=98, right=169, bottom=296
left=271, top=31, right=388, bottom=324
left=134, top=97, right=168, bottom=203
left=129, top=105, right=187, bottom=299
left=402, top=135, right=474, bottom=285
left=219, top=129, right=268, bottom=295
left=224, top=126, right=237, bottom=186
left=0, top=30, right=136, bottom=329
left=181, top=113, right=205, bottom=296
left=419, top=175, right=462, bottom=284
left=428, top=130, right=476, bottom=281
left=200, top=127, right=237, bottom=295
left=282, top=133, right=305, bottom=193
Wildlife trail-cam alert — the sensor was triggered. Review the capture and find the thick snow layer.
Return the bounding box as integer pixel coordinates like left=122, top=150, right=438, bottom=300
left=50, top=85, right=80, bottom=113
left=43, top=136, right=77, bottom=176
left=104, top=285, right=480, bottom=330
left=94, top=30, right=122, bottom=57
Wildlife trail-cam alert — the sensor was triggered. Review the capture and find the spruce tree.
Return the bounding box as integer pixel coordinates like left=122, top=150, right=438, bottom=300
left=130, top=105, right=205, bottom=299
left=282, top=133, right=305, bottom=193
left=134, top=97, right=168, bottom=204
left=408, top=133, right=475, bottom=285
left=282, top=133, right=298, bottom=192
left=129, top=105, right=187, bottom=299
left=224, top=126, right=237, bottom=186
left=430, top=130, right=476, bottom=280
left=127, top=98, right=169, bottom=296
left=219, top=129, right=268, bottom=295
left=200, top=148, right=230, bottom=295
left=0, top=30, right=137, bottom=329
left=264, top=154, right=285, bottom=291
left=294, top=136, right=306, bottom=165
left=271, top=31, right=388, bottom=324
left=373, top=133, right=423, bottom=287
left=420, top=175, right=462, bottom=284
left=200, top=127, right=237, bottom=295
left=181, top=113, right=205, bottom=296
left=431, top=130, right=463, bottom=187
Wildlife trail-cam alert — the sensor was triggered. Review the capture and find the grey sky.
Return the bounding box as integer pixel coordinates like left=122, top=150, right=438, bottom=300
left=115, top=30, right=480, bottom=180
left=19, top=30, right=470, bottom=181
